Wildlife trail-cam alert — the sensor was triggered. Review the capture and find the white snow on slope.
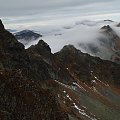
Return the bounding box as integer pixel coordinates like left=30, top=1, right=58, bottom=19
left=73, top=103, right=97, bottom=120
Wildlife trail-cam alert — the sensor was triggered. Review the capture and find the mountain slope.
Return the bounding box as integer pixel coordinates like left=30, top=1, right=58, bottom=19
left=0, top=19, right=120, bottom=120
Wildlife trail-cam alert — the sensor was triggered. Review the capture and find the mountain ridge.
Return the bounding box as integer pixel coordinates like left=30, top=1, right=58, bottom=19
left=0, top=19, right=120, bottom=120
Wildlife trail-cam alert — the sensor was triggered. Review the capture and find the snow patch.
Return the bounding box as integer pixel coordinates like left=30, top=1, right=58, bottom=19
left=73, top=82, right=86, bottom=91
left=73, top=103, right=97, bottom=120
left=58, top=94, right=60, bottom=98
left=63, top=90, right=66, bottom=93
left=91, top=80, right=97, bottom=84
left=66, top=94, right=73, bottom=101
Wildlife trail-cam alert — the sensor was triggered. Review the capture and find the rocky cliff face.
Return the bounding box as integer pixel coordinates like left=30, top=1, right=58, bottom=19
left=0, top=19, right=120, bottom=120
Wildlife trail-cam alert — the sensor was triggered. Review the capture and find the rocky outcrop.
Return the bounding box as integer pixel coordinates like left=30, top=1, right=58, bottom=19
left=27, top=40, right=51, bottom=60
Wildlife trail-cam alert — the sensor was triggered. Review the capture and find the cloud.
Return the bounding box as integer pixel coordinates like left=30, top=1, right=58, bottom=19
left=1, top=0, right=120, bottom=30
left=20, top=20, right=117, bottom=53
left=0, top=0, right=120, bottom=17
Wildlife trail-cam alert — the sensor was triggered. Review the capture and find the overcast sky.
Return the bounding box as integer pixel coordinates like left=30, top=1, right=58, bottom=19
left=1, top=0, right=120, bottom=29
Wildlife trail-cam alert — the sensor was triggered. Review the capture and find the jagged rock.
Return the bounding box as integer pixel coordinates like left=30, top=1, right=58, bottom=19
left=27, top=40, right=51, bottom=61
left=0, top=23, right=24, bottom=51
left=60, top=45, right=81, bottom=54
left=0, top=19, right=4, bottom=31
left=0, top=25, right=28, bottom=69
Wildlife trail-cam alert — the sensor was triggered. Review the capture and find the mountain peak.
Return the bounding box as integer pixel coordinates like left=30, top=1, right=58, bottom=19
left=15, top=30, right=42, bottom=41
left=59, top=45, right=82, bottom=55
left=0, top=19, right=5, bottom=31
left=27, top=40, right=51, bottom=60
left=35, top=40, right=51, bottom=53
left=0, top=20, right=24, bottom=51
left=100, top=25, right=113, bottom=32
left=61, top=45, right=79, bottom=52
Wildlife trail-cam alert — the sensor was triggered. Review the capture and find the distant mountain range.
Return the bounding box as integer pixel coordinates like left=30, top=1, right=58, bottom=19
left=0, top=19, right=120, bottom=120
left=79, top=25, right=120, bottom=64
left=14, top=30, right=42, bottom=45
left=13, top=20, right=120, bottom=64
